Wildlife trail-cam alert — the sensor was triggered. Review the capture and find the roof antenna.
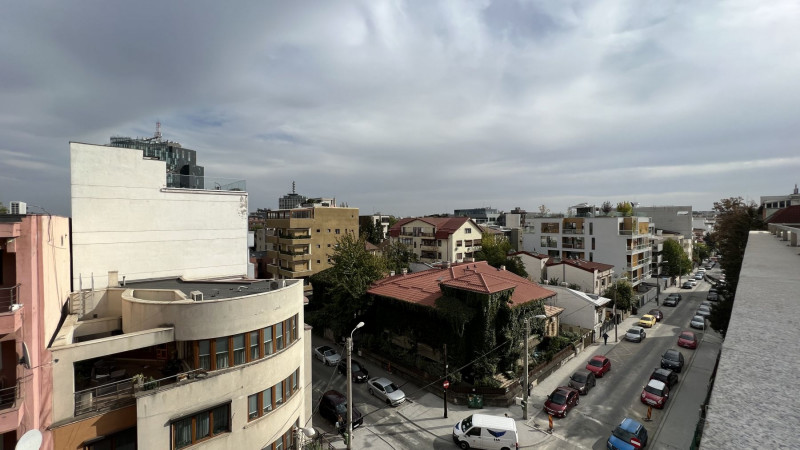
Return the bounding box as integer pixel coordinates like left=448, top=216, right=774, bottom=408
left=154, top=121, right=162, bottom=142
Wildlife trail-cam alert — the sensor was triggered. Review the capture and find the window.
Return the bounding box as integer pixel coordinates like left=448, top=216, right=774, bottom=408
left=456, top=240, right=463, bottom=247
left=335, top=229, right=341, bottom=234
left=248, top=394, right=259, bottom=420
left=276, top=322, right=284, bottom=351
left=267, top=428, right=295, bottom=450
left=457, top=253, right=463, bottom=260
left=290, top=315, right=298, bottom=341
left=275, top=381, right=284, bottom=406
left=172, top=403, right=230, bottom=449
left=198, top=340, right=211, bottom=370
left=248, top=369, right=300, bottom=422
left=250, top=331, right=260, bottom=360
left=327, top=229, right=331, bottom=233
left=317, top=244, right=321, bottom=248
left=233, top=334, right=246, bottom=365
left=541, top=222, right=559, bottom=233
left=263, top=386, right=274, bottom=413
left=464, top=228, right=472, bottom=234
left=215, top=337, right=229, bottom=369
left=264, top=326, right=274, bottom=355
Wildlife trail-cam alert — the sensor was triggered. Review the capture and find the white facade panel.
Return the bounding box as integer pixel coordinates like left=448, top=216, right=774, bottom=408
left=70, top=143, right=248, bottom=288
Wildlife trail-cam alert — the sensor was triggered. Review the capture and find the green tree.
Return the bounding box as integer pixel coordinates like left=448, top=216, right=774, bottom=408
left=603, top=279, right=634, bottom=312
left=359, top=218, right=382, bottom=245
left=475, top=234, right=527, bottom=278
left=601, top=201, right=613, bottom=215
left=616, top=202, right=633, bottom=216
left=312, top=232, right=387, bottom=338
left=382, top=240, right=418, bottom=274
left=0, top=202, right=7, bottom=214
left=662, top=240, right=692, bottom=278
left=693, top=242, right=710, bottom=263
left=707, top=197, right=763, bottom=336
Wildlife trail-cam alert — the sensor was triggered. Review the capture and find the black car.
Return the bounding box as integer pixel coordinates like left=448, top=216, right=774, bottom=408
left=319, top=390, right=363, bottom=430
left=681, top=282, right=693, bottom=289
left=650, top=367, right=679, bottom=388
left=337, top=359, right=369, bottom=383
left=663, top=294, right=681, bottom=307
left=568, top=369, right=596, bottom=395
left=660, top=349, right=685, bottom=373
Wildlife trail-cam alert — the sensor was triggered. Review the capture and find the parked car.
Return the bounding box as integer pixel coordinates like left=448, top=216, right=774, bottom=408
left=314, top=345, right=341, bottom=366
left=337, top=359, right=369, bottom=382
left=625, top=326, right=647, bottom=343
left=694, top=274, right=703, bottom=281
left=661, top=349, right=685, bottom=373
left=696, top=306, right=712, bottom=318
left=690, top=315, right=706, bottom=330
left=663, top=294, right=681, bottom=307
left=650, top=367, right=679, bottom=388
left=319, top=390, right=363, bottom=429
left=648, top=309, right=664, bottom=321
left=678, top=330, right=698, bottom=349
left=637, top=315, right=657, bottom=328
left=367, top=377, right=406, bottom=406
left=543, top=386, right=580, bottom=418
left=707, top=291, right=719, bottom=301
left=689, top=279, right=697, bottom=287
left=568, top=369, right=597, bottom=395
left=641, top=379, right=670, bottom=409
left=608, top=417, right=649, bottom=450
left=681, top=282, right=693, bottom=289
left=585, top=355, right=611, bottom=377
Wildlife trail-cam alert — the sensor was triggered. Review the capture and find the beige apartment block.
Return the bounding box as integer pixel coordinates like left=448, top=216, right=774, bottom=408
left=264, top=206, right=359, bottom=292
left=388, top=217, right=483, bottom=264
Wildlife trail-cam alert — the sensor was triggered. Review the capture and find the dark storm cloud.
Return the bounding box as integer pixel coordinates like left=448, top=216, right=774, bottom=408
left=1, top=0, right=799, bottom=217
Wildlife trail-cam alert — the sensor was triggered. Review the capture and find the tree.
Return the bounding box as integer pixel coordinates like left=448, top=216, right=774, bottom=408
left=475, top=234, right=527, bottom=278
left=616, top=202, right=633, bottom=216
left=693, top=242, right=710, bottom=264
left=661, top=240, right=692, bottom=279
left=382, top=240, right=418, bottom=274
left=601, top=201, right=613, bottom=215
left=312, top=232, right=387, bottom=338
left=707, top=197, right=763, bottom=336
left=603, top=279, right=634, bottom=312
left=538, top=205, right=550, bottom=216
left=0, top=202, right=7, bottom=214
left=359, top=218, right=382, bottom=245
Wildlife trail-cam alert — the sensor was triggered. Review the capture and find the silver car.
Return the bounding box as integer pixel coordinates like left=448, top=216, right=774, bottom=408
left=367, top=377, right=406, bottom=406
left=625, top=326, right=646, bottom=343
left=696, top=306, right=712, bottom=318
left=313, top=345, right=341, bottom=366
left=690, top=315, right=706, bottom=329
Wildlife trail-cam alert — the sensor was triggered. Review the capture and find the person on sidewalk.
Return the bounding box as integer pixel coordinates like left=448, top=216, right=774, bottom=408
left=603, top=332, right=609, bottom=345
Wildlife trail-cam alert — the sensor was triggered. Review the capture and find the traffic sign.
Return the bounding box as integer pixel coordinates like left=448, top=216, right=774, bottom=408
left=443, top=380, right=450, bottom=389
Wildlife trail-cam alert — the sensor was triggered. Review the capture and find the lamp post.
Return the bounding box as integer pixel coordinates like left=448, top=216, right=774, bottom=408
left=295, top=426, right=316, bottom=450
left=522, top=314, right=547, bottom=420
left=346, top=321, right=364, bottom=450
left=612, top=274, right=620, bottom=342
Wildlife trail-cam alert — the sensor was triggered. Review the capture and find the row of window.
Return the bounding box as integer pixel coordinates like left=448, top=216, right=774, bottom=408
left=455, top=239, right=477, bottom=247
left=194, top=315, right=298, bottom=371
left=266, top=426, right=295, bottom=450
left=173, top=403, right=231, bottom=449
left=247, top=368, right=300, bottom=421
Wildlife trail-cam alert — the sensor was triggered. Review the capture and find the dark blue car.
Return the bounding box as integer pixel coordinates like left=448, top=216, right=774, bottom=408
left=608, top=417, right=648, bottom=449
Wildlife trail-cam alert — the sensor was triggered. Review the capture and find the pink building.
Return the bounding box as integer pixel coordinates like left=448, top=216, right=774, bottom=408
left=0, top=212, right=71, bottom=448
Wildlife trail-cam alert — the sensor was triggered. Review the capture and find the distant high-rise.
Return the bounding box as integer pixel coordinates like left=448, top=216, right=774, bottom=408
left=279, top=181, right=307, bottom=209
left=109, top=122, right=205, bottom=189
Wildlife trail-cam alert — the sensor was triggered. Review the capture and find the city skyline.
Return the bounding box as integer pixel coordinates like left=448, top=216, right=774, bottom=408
left=2, top=1, right=799, bottom=217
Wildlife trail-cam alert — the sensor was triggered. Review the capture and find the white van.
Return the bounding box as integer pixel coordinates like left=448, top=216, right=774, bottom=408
left=452, top=413, right=518, bottom=450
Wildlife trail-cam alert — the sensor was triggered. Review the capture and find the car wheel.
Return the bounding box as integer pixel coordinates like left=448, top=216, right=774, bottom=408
left=459, top=441, right=470, bottom=450
left=368, top=388, right=374, bottom=396
left=386, top=398, right=391, bottom=405
left=563, top=408, right=568, bottom=417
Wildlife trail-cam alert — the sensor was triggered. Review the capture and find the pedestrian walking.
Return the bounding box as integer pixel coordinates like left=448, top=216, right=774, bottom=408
left=602, top=332, right=609, bottom=345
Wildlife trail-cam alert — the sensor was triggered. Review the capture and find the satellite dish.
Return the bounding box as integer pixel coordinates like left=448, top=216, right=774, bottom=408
left=15, top=429, right=42, bottom=450
left=20, top=342, right=31, bottom=369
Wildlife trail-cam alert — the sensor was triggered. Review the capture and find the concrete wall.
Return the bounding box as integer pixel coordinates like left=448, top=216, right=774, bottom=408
left=635, top=206, right=692, bottom=237
left=70, top=142, right=248, bottom=289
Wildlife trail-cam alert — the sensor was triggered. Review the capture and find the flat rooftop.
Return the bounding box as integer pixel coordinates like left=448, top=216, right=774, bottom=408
left=125, top=277, right=282, bottom=300
left=701, top=230, right=800, bottom=448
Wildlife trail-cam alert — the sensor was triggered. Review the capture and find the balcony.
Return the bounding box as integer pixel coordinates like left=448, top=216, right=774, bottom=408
left=267, top=265, right=312, bottom=278
left=0, top=382, right=20, bottom=432
left=562, top=228, right=584, bottom=235
left=400, top=230, right=434, bottom=237
left=0, top=285, right=22, bottom=334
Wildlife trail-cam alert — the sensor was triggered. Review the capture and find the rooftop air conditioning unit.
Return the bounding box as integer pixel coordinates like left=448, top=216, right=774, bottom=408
left=190, top=291, right=204, bottom=301
left=10, top=201, right=26, bottom=215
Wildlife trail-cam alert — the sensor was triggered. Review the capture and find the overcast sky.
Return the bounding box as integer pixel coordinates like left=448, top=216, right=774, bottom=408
left=2, top=0, right=799, bottom=218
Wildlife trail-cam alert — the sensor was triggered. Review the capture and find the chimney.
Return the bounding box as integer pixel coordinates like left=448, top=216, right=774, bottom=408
left=402, top=268, right=407, bottom=275
left=108, top=271, right=119, bottom=287
left=390, top=270, right=396, bottom=277
left=500, top=265, right=506, bottom=271
left=443, top=261, right=451, bottom=269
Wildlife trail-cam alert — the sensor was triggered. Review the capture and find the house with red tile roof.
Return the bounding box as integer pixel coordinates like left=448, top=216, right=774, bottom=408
left=388, top=216, right=482, bottom=264
left=366, top=261, right=562, bottom=386
left=511, top=252, right=615, bottom=295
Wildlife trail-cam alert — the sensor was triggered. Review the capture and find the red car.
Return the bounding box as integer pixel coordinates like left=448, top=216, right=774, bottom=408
left=677, top=330, right=698, bottom=349
left=585, top=355, right=611, bottom=377
left=544, top=386, right=580, bottom=417
left=641, top=379, right=670, bottom=409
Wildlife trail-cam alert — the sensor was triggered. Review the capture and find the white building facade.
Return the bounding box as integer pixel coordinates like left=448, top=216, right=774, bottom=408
left=388, top=217, right=483, bottom=263
left=541, top=286, right=611, bottom=341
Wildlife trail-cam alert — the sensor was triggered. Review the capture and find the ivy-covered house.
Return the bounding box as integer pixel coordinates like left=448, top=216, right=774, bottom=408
left=365, top=261, right=562, bottom=386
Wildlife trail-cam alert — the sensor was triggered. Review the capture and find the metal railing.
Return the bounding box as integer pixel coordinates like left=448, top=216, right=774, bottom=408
left=0, top=383, right=19, bottom=409
left=0, top=284, right=20, bottom=312
left=562, top=229, right=584, bottom=234
left=166, top=174, right=246, bottom=192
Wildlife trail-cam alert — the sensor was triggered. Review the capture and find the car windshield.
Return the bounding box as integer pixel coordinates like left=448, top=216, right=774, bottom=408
left=680, top=333, right=693, bottom=340
left=324, top=350, right=336, bottom=357
left=693, top=316, right=704, bottom=321
left=588, top=359, right=603, bottom=367
left=627, top=329, right=639, bottom=335
left=572, top=373, right=587, bottom=383
left=384, top=383, right=398, bottom=393
left=649, top=311, right=658, bottom=315
left=352, top=362, right=362, bottom=371
left=335, top=403, right=347, bottom=415
left=550, top=392, right=567, bottom=405
left=461, top=416, right=473, bottom=430
left=664, top=351, right=679, bottom=361
left=644, top=384, right=663, bottom=395
left=612, top=426, right=634, bottom=442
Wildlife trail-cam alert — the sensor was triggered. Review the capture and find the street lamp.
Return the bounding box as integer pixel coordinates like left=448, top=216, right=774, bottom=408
left=522, top=314, right=547, bottom=420
left=612, top=274, right=620, bottom=342
left=346, top=321, right=364, bottom=450
left=295, top=426, right=316, bottom=450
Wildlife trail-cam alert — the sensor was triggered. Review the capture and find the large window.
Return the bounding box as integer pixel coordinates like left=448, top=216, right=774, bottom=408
left=266, top=428, right=295, bottom=450
left=193, top=314, right=299, bottom=371
left=247, top=369, right=300, bottom=422
left=172, top=403, right=230, bottom=449
left=541, top=222, right=559, bottom=233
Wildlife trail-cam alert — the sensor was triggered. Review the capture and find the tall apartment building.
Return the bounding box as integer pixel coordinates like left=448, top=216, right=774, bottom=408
left=522, top=205, right=653, bottom=287
left=278, top=182, right=307, bottom=210
left=454, top=206, right=500, bottom=225
left=388, top=217, right=482, bottom=264
left=53, top=140, right=311, bottom=449
left=264, top=205, right=359, bottom=292
left=0, top=212, right=71, bottom=449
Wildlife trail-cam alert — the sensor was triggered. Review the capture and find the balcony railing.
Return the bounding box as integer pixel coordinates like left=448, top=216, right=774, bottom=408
left=0, top=284, right=20, bottom=311
left=562, top=229, right=584, bottom=235
left=400, top=231, right=434, bottom=237
left=165, top=174, right=246, bottom=192
left=0, top=382, right=19, bottom=409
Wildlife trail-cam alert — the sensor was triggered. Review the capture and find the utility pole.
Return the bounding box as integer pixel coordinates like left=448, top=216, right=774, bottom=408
left=523, top=318, right=529, bottom=420
left=443, top=343, right=448, bottom=419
